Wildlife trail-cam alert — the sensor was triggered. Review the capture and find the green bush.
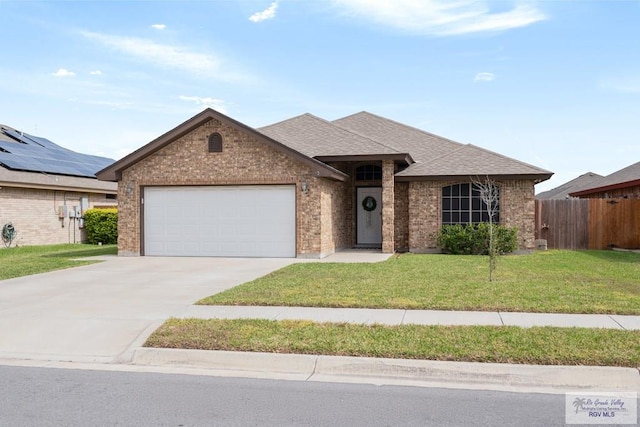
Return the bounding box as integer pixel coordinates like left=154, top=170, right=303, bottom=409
left=83, top=208, right=118, bottom=245
left=437, top=223, right=518, bottom=255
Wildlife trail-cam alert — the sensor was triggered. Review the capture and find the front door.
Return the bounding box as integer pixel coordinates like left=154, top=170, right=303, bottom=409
left=356, top=187, right=382, bottom=246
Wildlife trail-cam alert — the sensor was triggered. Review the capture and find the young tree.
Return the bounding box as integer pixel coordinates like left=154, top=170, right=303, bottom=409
left=471, top=176, right=500, bottom=281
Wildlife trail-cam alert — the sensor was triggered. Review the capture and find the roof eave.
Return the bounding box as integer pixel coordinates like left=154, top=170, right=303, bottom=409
left=569, top=179, right=640, bottom=197
left=314, top=153, right=414, bottom=164
left=0, top=180, right=117, bottom=194
left=395, top=173, right=553, bottom=182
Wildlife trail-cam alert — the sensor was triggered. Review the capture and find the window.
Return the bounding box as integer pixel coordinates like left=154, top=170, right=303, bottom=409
left=441, top=183, right=500, bottom=225
left=355, top=164, right=382, bottom=181
left=208, top=133, right=223, bottom=153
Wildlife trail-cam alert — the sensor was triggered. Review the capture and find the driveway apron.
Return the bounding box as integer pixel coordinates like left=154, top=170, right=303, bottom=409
left=0, top=256, right=294, bottom=363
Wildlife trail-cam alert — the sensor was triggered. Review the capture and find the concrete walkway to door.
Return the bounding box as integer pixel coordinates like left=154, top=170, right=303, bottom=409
left=0, top=256, right=296, bottom=364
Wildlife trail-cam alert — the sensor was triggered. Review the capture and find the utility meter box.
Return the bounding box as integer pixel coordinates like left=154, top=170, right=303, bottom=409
left=74, top=206, right=82, bottom=218
left=58, top=206, right=67, bottom=218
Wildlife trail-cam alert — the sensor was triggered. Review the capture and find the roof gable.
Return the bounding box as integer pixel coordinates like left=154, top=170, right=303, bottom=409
left=97, top=109, right=347, bottom=182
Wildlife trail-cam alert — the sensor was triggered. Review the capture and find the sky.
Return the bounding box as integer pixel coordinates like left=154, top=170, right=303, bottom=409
left=0, top=0, right=639, bottom=193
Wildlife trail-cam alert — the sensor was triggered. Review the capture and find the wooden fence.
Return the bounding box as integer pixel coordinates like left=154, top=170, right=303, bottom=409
left=535, top=199, right=640, bottom=250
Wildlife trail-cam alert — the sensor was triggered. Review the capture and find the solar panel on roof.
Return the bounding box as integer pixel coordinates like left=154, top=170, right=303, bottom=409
left=0, top=127, right=114, bottom=177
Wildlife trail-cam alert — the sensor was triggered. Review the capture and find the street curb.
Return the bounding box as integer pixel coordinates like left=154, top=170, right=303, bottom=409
left=131, top=348, right=640, bottom=394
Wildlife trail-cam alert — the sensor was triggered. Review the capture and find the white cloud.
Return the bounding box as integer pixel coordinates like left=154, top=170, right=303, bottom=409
left=249, top=1, right=278, bottom=23
left=332, top=0, right=546, bottom=36
left=89, top=70, right=103, bottom=75
left=179, top=95, right=227, bottom=113
left=52, top=68, right=76, bottom=77
left=81, top=31, right=222, bottom=77
left=474, top=72, right=495, bottom=82
left=151, top=24, right=166, bottom=30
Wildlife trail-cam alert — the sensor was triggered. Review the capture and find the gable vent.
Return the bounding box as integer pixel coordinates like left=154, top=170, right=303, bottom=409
left=208, top=133, right=223, bottom=153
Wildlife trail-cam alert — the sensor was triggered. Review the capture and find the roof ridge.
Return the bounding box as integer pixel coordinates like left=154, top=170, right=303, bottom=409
left=330, top=117, right=408, bottom=155
left=257, top=112, right=318, bottom=130
left=336, top=111, right=465, bottom=148
left=263, top=112, right=406, bottom=155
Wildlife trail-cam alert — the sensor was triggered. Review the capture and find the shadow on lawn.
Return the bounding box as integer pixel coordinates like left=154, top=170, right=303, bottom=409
left=43, top=246, right=117, bottom=259
left=579, top=249, right=640, bottom=264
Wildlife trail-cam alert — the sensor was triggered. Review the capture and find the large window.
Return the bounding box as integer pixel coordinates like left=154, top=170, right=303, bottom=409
left=442, top=183, right=500, bottom=225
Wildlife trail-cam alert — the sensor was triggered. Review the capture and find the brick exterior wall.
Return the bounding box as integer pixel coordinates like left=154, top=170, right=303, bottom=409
left=578, top=185, right=640, bottom=199
left=116, top=117, right=539, bottom=256
left=407, top=179, right=537, bottom=252
left=394, top=182, right=409, bottom=252
left=0, top=187, right=115, bottom=247
left=319, top=178, right=350, bottom=256
left=381, top=160, right=395, bottom=253
left=118, top=118, right=341, bottom=257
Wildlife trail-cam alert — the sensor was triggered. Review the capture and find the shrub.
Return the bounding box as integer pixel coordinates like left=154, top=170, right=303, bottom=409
left=437, top=223, right=518, bottom=255
left=83, top=208, right=118, bottom=245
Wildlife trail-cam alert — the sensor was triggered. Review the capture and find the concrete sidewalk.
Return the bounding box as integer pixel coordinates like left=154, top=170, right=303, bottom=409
left=181, top=305, right=640, bottom=330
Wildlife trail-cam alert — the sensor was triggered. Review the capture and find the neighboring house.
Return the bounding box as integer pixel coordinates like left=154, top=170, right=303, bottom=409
left=536, top=172, right=603, bottom=200
left=97, top=109, right=552, bottom=258
left=569, top=161, right=640, bottom=199
left=0, top=124, right=117, bottom=246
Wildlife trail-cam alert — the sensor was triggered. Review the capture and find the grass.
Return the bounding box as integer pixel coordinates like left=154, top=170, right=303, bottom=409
left=199, top=250, right=640, bottom=315
left=145, top=318, right=640, bottom=367
left=0, top=244, right=117, bottom=280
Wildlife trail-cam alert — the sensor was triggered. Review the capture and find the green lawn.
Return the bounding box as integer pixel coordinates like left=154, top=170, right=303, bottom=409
left=146, top=318, right=640, bottom=367
left=199, top=250, right=640, bottom=314
left=0, top=244, right=117, bottom=280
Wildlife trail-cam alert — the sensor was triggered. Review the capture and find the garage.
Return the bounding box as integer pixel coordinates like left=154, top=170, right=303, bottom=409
left=143, top=185, right=296, bottom=257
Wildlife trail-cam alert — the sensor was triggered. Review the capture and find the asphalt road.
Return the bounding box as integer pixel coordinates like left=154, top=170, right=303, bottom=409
left=0, top=365, right=570, bottom=427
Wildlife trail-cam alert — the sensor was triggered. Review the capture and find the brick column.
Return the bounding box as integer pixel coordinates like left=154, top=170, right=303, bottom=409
left=382, top=160, right=395, bottom=253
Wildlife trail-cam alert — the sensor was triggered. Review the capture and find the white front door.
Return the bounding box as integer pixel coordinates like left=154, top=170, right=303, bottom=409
left=356, top=187, right=382, bottom=245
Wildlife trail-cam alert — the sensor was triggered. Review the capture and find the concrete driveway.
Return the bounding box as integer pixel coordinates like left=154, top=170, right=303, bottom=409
left=0, top=256, right=295, bottom=363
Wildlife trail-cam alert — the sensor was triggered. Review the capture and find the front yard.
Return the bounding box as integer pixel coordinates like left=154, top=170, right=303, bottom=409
left=0, top=244, right=117, bottom=280
left=199, top=250, right=640, bottom=315
left=145, top=250, right=640, bottom=366
left=146, top=319, right=640, bottom=367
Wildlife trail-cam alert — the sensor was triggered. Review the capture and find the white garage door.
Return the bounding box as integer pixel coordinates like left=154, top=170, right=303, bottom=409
left=144, top=185, right=296, bottom=257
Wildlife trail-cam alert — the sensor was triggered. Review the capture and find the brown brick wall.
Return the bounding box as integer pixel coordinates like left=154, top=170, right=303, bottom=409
left=394, top=182, right=409, bottom=251
left=118, top=118, right=335, bottom=257
left=500, top=179, right=537, bottom=249
left=381, top=160, right=395, bottom=253
left=0, top=187, right=115, bottom=247
left=319, top=178, right=350, bottom=256
left=579, top=185, right=640, bottom=199
left=407, top=179, right=537, bottom=252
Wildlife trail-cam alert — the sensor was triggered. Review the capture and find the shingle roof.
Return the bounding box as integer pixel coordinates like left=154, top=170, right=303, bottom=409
left=536, top=172, right=603, bottom=199
left=332, top=111, right=462, bottom=162
left=333, top=111, right=551, bottom=179
left=570, top=161, right=640, bottom=196
left=258, top=113, right=405, bottom=158
left=396, top=144, right=552, bottom=179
